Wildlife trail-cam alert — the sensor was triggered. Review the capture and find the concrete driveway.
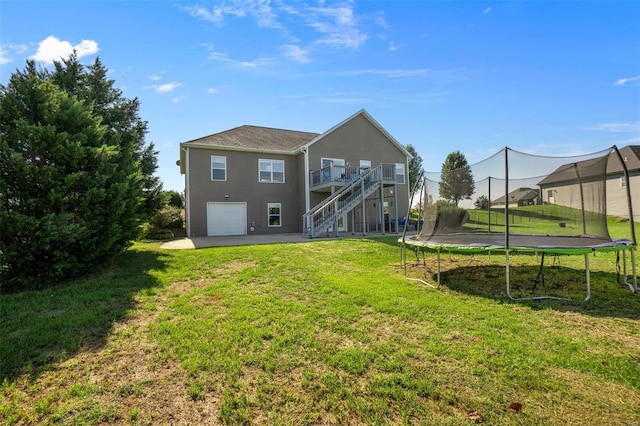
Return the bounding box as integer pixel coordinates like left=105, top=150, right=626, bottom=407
left=160, top=232, right=405, bottom=249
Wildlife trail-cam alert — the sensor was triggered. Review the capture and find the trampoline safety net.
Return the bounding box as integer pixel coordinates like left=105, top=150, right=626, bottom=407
left=411, top=146, right=636, bottom=251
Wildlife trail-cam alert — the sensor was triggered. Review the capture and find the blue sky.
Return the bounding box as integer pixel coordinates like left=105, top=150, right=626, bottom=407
left=1, top=1, right=639, bottom=192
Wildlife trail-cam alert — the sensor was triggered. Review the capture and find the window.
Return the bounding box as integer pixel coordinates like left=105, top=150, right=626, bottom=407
left=395, top=163, right=405, bottom=184
left=321, top=158, right=345, bottom=181
left=621, top=176, right=627, bottom=188
left=359, top=160, right=371, bottom=174
left=211, top=156, right=226, bottom=181
left=268, top=203, right=281, bottom=227
left=547, top=190, right=554, bottom=199
left=259, top=159, right=285, bottom=183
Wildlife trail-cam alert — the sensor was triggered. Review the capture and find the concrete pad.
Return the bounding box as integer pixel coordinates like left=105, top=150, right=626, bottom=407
left=160, top=232, right=407, bottom=249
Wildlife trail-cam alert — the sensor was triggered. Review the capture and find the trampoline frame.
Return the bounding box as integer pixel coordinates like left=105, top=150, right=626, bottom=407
left=400, top=145, right=638, bottom=302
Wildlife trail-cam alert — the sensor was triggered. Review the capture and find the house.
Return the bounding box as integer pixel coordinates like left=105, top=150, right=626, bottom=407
left=491, top=187, right=540, bottom=208
left=537, top=145, right=639, bottom=221
left=179, top=110, right=412, bottom=238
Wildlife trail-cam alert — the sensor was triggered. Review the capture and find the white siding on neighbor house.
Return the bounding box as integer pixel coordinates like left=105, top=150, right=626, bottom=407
left=207, top=202, right=247, bottom=236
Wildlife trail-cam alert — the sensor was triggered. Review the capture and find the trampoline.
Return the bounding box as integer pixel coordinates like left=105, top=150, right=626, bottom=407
left=400, top=146, right=638, bottom=301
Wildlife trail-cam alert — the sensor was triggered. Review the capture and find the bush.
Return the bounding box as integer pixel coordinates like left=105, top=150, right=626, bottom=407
left=435, top=204, right=469, bottom=228
left=149, top=206, right=184, bottom=230
left=143, top=228, right=174, bottom=241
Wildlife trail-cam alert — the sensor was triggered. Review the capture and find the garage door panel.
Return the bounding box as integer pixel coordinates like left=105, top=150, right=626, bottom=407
left=207, top=202, right=246, bottom=236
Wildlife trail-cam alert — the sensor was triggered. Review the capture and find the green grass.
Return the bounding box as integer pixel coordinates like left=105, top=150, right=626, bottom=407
left=463, top=205, right=638, bottom=240
left=1, top=237, right=639, bottom=425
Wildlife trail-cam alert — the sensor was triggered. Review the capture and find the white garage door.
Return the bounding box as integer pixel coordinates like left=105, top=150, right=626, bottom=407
left=207, top=202, right=247, bottom=236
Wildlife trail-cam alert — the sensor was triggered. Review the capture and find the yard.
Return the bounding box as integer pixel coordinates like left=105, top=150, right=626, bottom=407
left=1, top=236, right=639, bottom=425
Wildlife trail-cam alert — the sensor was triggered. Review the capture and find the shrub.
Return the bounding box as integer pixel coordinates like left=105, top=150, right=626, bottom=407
left=149, top=206, right=184, bottom=230
left=143, top=228, right=174, bottom=241
left=435, top=204, right=469, bottom=228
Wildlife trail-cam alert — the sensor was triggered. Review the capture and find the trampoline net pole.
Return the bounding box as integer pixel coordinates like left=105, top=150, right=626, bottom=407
left=612, top=145, right=637, bottom=246
left=584, top=253, right=591, bottom=302
left=504, top=147, right=509, bottom=250
left=573, top=163, right=587, bottom=236
left=505, top=249, right=513, bottom=299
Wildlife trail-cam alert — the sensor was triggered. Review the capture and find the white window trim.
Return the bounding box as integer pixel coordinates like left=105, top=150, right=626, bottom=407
left=211, top=155, right=227, bottom=181
left=395, top=163, right=405, bottom=184
left=359, top=160, right=371, bottom=173
left=268, top=202, right=282, bottom=227
left=259, top=159, right=285, bottom=183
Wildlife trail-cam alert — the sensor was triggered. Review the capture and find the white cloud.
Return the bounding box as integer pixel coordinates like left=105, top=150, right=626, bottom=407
left=208, top=49, right=276, bottom=69
left=207, top=88, right=219, bottom=94
left=483, top=7, right=492, bottom=15
left=307, top=4, right=368, bottom=48
left=149, top=73, right=163, bottom=81
left=30, top=35, right=98, bottom=64
left=282, top=44, right=310, bottom=63
left=154, top=82, right=183, bottom=94
left=388, top=42, right=403, bottom=52
left=588, top=122, right=640, bottom=133
left=0, top=49, right=10, bottom=65
left=331, top=68, right=463, bottom=79
left=187, top=2, right=369, bottom=50
left=615, top=75, right=640, bottom=86
left=0, top=44, right=28, bottom=64
left=184, top=1, right=282, bottom=29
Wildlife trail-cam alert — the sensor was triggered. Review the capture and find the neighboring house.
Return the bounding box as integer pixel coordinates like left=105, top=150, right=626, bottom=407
left=537, top=145, right=640, bottom=221
left=491, top=187, right=540, bottom=208
left=179, top=109, right=412, bottom=238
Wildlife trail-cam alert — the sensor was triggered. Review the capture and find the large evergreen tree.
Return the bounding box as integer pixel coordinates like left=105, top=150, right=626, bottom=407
left=0, top=56, right=161, bottom=288
left=439, top=151, right=475, bottom=206
left=405, top=144, right=423, bottom=196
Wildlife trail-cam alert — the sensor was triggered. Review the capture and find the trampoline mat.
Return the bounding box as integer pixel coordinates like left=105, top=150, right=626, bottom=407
left=402, top=233, right=633, bottom=254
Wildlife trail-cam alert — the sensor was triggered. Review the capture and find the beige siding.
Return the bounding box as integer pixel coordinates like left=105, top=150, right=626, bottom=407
left=540, top=171, right=639, bottom=222
left=606, top=172, right=640, bottom=221
left=307, top=114, right=410, bottom=222
left=186, top=147, right=300, bottom=237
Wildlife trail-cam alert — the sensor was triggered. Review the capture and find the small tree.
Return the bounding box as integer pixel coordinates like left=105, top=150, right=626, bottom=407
left=474, top=195, right=489, bottom=210
left=439, top=151, right=475, bottom=206
left=405, top=144, right=423, bottom=196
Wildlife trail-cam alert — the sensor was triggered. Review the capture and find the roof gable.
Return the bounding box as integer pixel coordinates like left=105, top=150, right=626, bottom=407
left=181, top=125, right=319, bottom=153
left=303, top=109, right=412, bottom=159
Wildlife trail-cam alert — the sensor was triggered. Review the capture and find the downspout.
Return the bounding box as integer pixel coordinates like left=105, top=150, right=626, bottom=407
left=302, top=146, right=310, bottom=213
left=184, top=146, right=191, bottom=237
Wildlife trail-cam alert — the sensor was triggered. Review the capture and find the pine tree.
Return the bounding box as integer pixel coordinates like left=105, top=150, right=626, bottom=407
left=0, top=56, right=160, bottom=288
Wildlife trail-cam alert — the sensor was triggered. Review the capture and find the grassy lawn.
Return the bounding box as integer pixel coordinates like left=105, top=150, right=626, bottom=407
left=1, top=236, right=639, bottom=425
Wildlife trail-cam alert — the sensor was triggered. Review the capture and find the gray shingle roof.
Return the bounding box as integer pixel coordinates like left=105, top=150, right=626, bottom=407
left=181, top=125, right=320, bottom=152
left=492, top=187, right=540, bottom=204
left=538, top=146, right=640, bottom=186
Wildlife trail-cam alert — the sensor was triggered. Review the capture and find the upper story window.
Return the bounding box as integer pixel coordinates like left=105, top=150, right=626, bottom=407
left=259, top=159, right=285, bottom=183
left=211, top=155, right=226, bottom=181
left=395, top=163, right=405, bottom=184
left=359, top=160, right=371, bottom=174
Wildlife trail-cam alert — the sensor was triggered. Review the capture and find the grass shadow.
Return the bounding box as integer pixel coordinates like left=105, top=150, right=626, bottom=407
left=0, top=247, right=168, bottom=382
left=404, top=253, right=640, bottom=320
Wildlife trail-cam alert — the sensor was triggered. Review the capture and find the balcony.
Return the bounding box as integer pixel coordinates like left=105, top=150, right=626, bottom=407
left=310, top=163, right=402, bottom=191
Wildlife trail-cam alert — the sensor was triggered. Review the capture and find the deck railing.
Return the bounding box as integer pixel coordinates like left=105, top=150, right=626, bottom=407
left=304, top=164, right=395, bottom=238
left=310, top=163, right=400, bottom=189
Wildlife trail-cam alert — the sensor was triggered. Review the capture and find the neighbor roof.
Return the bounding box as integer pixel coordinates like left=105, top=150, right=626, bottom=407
left=492, top=187, right=539, bottom=204
left=181, top=125, right=320, bottom=153
left=538, top=145, right=640, bottom=187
